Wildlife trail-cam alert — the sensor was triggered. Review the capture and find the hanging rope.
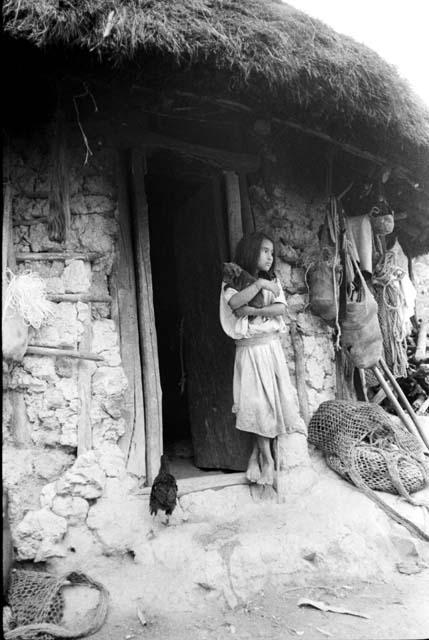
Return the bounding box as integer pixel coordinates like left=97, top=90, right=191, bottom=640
left=373, top=251, right=408, bottom=377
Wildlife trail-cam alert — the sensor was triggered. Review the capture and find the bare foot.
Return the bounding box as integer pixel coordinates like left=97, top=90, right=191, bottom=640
left=257, top=461, right=274, bottom=486
left=246, top=446, right=261, bottom=483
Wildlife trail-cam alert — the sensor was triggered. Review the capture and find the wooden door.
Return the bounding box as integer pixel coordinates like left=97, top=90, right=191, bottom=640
left=174, top=177, right=253, bottom=470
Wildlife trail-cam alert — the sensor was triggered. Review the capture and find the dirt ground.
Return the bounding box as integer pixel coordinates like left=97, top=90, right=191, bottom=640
left=90, top=572, right=429, bottom=640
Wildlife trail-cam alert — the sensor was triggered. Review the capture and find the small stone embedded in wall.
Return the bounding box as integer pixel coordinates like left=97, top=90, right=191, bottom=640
left=92, top=417, right=126, bottom=448
left=33, top=450, right=75, bottom=481
left=96, top=443, right=126, bottom=478
left=92, top=320, right=121, bottom=366
left=63, top=260, right=92, bottom=293
left=33, top=302, right=83, bottom=348
left=55, top=451, right=106, bottom=500
left=22, top=356, right=57, bottom=383
left=46, top=276, right=66, bottom=294
left=40, top=482, right=57, bottom=508
left=55, top=357, right=74, bottom=378
left=14, top=507, right=68, bottom=561
left=52, top=495, right=89, bottom=526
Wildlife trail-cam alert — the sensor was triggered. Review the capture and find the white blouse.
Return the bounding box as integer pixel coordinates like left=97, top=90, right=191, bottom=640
left=219, top=277, right=287, bottom=340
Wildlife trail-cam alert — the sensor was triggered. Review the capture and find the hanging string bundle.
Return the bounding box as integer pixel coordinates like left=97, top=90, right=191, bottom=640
left=373, top=251, right=408, bottom=378
left=2, top=269, right=54, bottom=361
left=48, top=107, right=71, bottom=243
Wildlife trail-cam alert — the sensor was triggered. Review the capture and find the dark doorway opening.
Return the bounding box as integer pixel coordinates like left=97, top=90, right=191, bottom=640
left=145, top=156, right=200, bottom=465
left=145, top=150, right=253, bottom=477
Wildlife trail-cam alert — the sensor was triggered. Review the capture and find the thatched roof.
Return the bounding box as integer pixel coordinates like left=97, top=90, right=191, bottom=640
left=4, top=0, right=429, bottom=175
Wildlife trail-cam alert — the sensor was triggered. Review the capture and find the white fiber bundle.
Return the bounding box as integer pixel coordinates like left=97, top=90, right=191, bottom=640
left=3, top=269, right=54, bottom=329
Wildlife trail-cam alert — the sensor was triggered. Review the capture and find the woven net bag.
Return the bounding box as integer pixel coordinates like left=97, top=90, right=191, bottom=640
left=7, top=570, right=64, bottom=640
left=5, top=569, right=109, bottom=640
left=308, top=400, right=428, bottom=499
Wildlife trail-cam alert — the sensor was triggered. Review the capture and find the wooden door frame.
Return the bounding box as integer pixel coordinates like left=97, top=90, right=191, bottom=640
left=127, top=144, right=256, bottom=484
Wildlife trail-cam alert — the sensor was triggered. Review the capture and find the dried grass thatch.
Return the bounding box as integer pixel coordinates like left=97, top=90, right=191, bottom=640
left=3, top=0, right=429, bottom=169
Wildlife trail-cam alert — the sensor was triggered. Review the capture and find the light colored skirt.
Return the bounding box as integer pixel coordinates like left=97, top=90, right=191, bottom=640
left=232, top=333, right=306, bottom=438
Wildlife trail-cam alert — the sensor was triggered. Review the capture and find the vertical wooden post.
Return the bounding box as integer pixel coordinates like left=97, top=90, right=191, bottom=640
left=129, top=149, right=162, bottom=484
left=290, top=323, right=310, bottom=426
left=111, top=151, right=146, bottom=478
left=2, top=182, right=13, bottom=305
left=239, top=172, right=255, bottom=234
left=224, top=171, right=243, bottom=258
left=77, top=303, right=92, bottom=455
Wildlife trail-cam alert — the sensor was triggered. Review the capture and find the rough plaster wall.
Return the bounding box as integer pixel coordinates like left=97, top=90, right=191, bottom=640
left=249, top=181, right=337, bottom=417
left=3, top=140, right=129, bottom=562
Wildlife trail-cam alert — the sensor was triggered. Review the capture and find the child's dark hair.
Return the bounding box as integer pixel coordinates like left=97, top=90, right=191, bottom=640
left=234, top=231, right=276, bottom=280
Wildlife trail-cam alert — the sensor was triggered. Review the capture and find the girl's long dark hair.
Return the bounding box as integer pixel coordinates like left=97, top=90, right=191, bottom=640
left=234, top=231, right=276, bottom=280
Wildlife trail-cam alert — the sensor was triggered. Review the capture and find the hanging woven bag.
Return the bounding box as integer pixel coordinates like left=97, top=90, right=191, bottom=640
left=340, top=257, right=383, bottom=368
left=308, top=256, right=341, bottom=322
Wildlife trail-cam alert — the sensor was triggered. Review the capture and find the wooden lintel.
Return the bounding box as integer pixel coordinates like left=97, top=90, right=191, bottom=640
left=140, top=132, right=259, bottom=172
left=82, top=122, right=260, bottom=172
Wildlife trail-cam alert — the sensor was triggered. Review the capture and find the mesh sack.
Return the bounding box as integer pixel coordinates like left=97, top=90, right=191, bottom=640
left=309, top=400, right=427, bottom=497
left=7, top=569, right=64, bottom=640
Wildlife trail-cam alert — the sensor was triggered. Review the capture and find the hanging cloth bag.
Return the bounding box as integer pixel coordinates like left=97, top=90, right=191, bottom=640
left=340, top=256, right=383, bottom=369
left=308, top=248, right=341, bottom=322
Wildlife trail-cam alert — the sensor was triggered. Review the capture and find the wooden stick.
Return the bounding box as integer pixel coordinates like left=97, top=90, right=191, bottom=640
left=415, top=320, right=428, bottom=363
left=371, top=366, right=428, bottom=452
left=47, top=293, right=111, bottom=303
left=16, top=252, right=101, bottom=262
left=417, top=396, right=429, bottom=416
left=25, top=346, right=104, bottom=361
left=77, top=304, right=92, bottom=455
left=224, top=171, right=243, bottom=258
left=379, top=358, right=429, bottom=450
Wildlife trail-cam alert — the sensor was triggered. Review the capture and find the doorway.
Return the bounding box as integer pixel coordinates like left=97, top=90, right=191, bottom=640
left=145, top=150, right=253, bottom=476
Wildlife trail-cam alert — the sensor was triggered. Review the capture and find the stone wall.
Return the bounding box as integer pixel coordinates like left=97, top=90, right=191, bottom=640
left=249, top=181, right=337, bottom=416
left=3, top=140, right=336, bottom=564
left=3, top=138, right=130, bottom=562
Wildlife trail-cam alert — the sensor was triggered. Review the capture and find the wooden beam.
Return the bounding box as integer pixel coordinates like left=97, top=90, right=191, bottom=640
left=111, top=150, right=146, bottom=479
left=170, top=90, right=420, bottom=184
left=224, top=171, right=243, bottom=258
left=81, top=121, right=260, bottom=172
left=239, top=172, right=255, bottom=234
left=142, top=132, right=259, bottom=172
left=47, top=294, right=111, bottom=303
left=25, top=346, right=103, bottom=361
left=2, top=182, right=13, bottom=304
left=16, top=252, right=101, bottom=262
left=129, top=149, right=163, bottom=484
left=77, top=304, right=92, bottom=455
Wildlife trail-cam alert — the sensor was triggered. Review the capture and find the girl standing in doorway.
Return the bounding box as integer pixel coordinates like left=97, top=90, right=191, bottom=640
left=219, top=232, right=307, bottom=485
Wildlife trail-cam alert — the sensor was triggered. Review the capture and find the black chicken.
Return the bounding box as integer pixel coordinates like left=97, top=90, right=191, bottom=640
left=149, top=454, right=178, bottom=526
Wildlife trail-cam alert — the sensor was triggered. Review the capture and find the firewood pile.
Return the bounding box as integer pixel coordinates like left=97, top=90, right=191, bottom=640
left=397, top=320, right=429, bottom=415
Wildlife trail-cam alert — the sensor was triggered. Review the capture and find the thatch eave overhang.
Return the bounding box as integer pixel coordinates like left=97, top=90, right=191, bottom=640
left=3, top=0, right=429, bottom=174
